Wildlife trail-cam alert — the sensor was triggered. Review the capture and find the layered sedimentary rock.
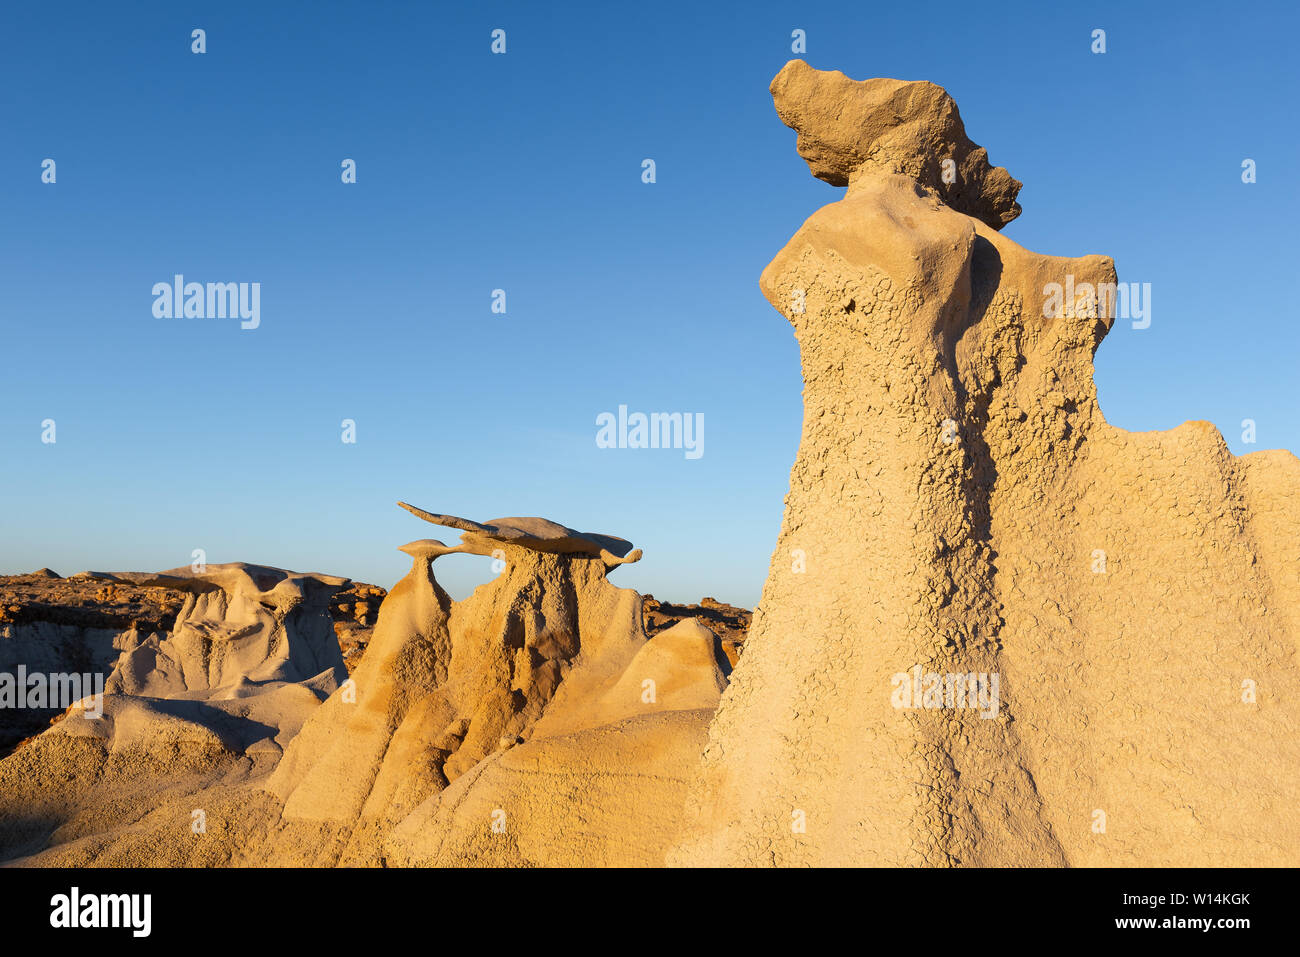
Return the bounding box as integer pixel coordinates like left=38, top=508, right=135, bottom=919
left=673, top=60, right=1300, bottom=867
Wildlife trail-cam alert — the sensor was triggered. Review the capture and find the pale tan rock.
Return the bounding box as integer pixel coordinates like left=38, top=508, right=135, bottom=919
left=242, top=505, right=725, bottom=865
left=584, top=620, right=728, bottom=730
left=672, top=61, right=1300, bottom=868
left=769, top=59, right=1021, bottom=228
left=397, top=503, right=639, bottom=561
left=0, top=506, right=729, bottom=865
left=385, top=709, right=714, bottom=867
left=106, top=563, right=346, bottom=699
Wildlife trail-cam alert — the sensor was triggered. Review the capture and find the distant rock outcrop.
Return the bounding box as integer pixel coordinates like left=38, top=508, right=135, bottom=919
left=330, top=580, right=388, bottom=673
left=642, top=595, right=751, bottom=667
left=674, top=60, right=1300, bottom=867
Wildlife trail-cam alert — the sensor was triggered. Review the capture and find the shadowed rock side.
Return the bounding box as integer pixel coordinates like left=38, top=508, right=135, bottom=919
left=672, top=60, right=1300, bottom=867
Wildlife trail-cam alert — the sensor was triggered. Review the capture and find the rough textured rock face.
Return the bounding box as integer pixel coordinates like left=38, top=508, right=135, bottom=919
left=769, top=59, right=1022, bottom=229
left=5, top=62, right=1295, bottom=870
left=675, top=60, right=1300, bottom=867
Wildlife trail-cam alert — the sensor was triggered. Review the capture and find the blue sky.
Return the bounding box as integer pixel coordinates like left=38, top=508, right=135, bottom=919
left=1, top=0, right=1296, bottom=606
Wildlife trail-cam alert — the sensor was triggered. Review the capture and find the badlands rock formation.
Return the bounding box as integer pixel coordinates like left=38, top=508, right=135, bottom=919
left=674, top=60, right=1300, bottom=867
left=0, top=571, right=188, bottom=754
left=0, top=563, right=350, bottom=861
left=265, top=505, right=726, bottom=866
left=0, top=566, right=352, bottom=756
left=0, top=508, right=730, bottom=866
left=2, top=60, right=1295, bottom=868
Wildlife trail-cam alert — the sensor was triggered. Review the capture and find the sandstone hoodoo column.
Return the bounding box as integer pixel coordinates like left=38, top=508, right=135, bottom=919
left=674, top=60, right=1300, bottom=867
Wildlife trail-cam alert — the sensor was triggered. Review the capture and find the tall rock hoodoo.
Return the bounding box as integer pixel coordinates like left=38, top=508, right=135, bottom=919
left=675, top=60, right=1300, bottom=867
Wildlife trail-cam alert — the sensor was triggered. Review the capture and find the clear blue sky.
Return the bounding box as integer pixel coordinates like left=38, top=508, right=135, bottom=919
left=1, top=0, right=1296, bottom=606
